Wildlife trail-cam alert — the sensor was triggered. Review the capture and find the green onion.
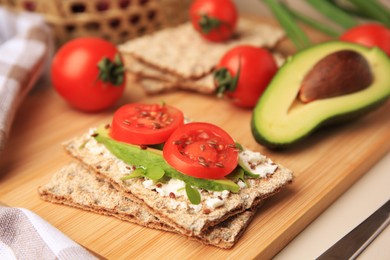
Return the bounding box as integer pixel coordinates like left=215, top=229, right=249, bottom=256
left=328, top=0, right=372, bottom=19
left=281, top=2, right=341, bottom=37
left=263, top=0, right=311, bottom=50
left=305, top=0, right=358, bottom=29
left=346, top=0, right=390, bottom=27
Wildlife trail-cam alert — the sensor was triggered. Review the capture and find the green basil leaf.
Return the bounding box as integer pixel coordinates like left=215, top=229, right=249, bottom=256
left=145, top=165, right=165, bottom=181
left=185, top=184, right=201, bottom=205
left=235, top=142, right=244, bottom=152
left=120, top=168, right=145, bottom=180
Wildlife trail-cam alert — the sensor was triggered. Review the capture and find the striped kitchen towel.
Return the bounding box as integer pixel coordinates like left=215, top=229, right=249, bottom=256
left=0, top=8, right=52, bottom=152
left=0, top=206, right=97, bottom=260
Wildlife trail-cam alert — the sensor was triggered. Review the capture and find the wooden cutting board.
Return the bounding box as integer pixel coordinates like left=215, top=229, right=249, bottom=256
left=1, top=18, right=389, bottom=259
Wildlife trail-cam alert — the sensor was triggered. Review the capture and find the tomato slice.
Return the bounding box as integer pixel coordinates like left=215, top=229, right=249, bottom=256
left=110, top=103, right=184, bottom=145
left=163, top=122, right=238, bottom=179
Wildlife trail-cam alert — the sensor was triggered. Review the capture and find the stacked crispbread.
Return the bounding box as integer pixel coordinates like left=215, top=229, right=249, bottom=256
left=39, top=131, right=293, bottom=248
left=119, top=18, right=285, bottom=94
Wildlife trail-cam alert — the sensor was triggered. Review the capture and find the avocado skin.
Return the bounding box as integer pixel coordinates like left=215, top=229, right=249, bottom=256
left=251, top=41, right=390, bottom=149
left=251, top=97, right=389, bottom=150
left=95, top=126, right=240, bottom=192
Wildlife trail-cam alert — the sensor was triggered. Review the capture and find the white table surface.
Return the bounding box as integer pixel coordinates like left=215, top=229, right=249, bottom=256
left=275, top=152, right=390, bottom=259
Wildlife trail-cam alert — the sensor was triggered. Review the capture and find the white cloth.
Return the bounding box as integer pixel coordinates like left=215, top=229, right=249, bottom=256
left=0, top=8, right=52, bottom=152
left=0, top=206, right=96, bottom=259
left=0, top=9, right=96, bottom=259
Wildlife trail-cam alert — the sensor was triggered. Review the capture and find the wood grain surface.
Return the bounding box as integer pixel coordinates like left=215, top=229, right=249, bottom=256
left=1, top=18, right=389, bottom=259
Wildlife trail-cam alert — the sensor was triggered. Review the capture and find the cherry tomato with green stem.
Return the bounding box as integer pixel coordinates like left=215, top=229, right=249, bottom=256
left=189, top=0, right=238, bottom=42
left=214, top=45, right=278, bottom=108
left=51, top=37, right=125, bottom=112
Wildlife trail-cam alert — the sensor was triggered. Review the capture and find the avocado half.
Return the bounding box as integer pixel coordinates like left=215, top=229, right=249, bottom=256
left=251, top=41, right=390, bottom=149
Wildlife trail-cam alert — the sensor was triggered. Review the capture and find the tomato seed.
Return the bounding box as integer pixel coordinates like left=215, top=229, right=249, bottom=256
left=153, top=122, right=162, bottom=129
left=215, top=163, right=224, bottom=168
left=198, top=132, right=209, bottom=139
left=208, top=143, right=217, bottom=149
left=199, top=161, right=209, bottom=167
left=173, top=140, right=182, bottom=145
left=227, top=144, right=236, bottom=148
left=207, top=140, right=217, bottom=145
left=200, top=144, right=205, bottom=151
left=198, top=156, right=206, bottom=162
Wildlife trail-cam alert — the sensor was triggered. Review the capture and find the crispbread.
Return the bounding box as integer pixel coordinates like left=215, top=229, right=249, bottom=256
left=63, top=131, right=293, bottom=236
left=38, top=162, right=172, bottom=232
left=123, top=55, right=215, bottom=94
left=137, top=74, right=215, bottom=94
left=125, top=53, right=284, bottom=95
left=38, top=162, right=257, bottom=249
left=119, top=18, right=285, bottom=79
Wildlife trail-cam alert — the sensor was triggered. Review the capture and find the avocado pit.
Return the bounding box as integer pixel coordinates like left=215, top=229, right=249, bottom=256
left=298, top=50, right=373, bottom=103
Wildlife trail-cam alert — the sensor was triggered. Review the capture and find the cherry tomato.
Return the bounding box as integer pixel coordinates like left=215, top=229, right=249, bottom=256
left=51, top=37, right=125, bottom=112
left=340, top=23, right=390, bottom=56
left=163, top=122, right=238, bottom=179
left=214, top=45, right=278, bottom=108
left=110, top=103, right=184, bottom=145
left=189, top=0, right=238, bottom=42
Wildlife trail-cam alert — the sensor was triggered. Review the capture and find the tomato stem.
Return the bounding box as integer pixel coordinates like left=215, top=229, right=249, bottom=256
left=214, top=60, right=240, bottom=96
left=198, top=14, right=222, bottom=34
left=97, top=53, right=125, bottom=86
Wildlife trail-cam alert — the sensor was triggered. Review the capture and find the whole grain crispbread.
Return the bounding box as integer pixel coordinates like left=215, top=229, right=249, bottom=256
left=137, top=75, right=215, bottom=94
left=63, top=132, right=293, bottom=236
left=38, top=162, right=170, bottom=231
left=38, top=162, right=257, bottom=249
left=125, top=53, right=284, bottom=95
left=119, top=18, right=285, bottom=79
left=123, top=55, right=215, bottom=94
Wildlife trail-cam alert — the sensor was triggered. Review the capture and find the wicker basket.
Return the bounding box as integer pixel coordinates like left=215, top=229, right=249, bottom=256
left=1, top=0, right=192, bottom=45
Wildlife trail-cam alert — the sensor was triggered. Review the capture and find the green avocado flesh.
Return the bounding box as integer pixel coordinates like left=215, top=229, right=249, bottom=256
left=94, top=126, right=240, bottom=193
left=251, top=41, right=390, bottom=149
